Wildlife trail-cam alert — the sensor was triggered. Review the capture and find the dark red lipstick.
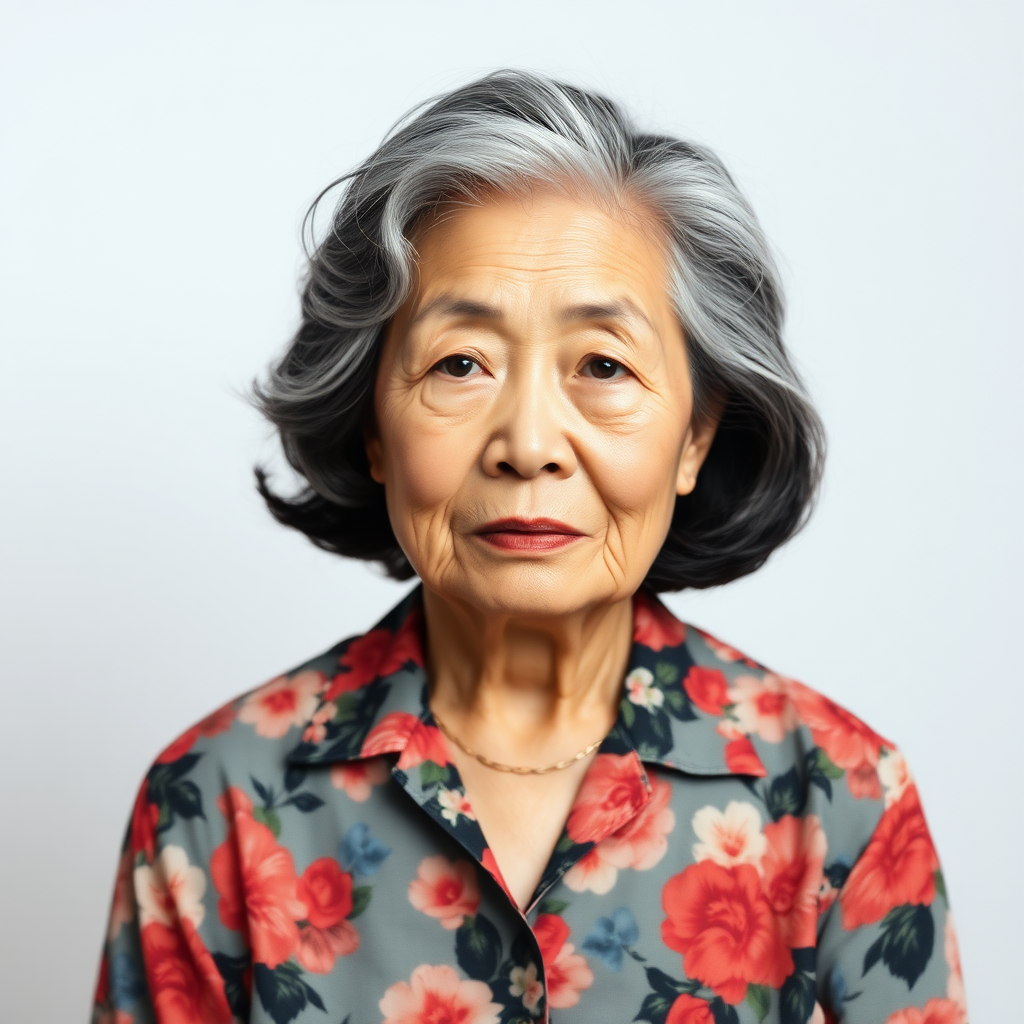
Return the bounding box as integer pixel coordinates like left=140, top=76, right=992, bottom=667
left=474, top=517, right=584, bottom=552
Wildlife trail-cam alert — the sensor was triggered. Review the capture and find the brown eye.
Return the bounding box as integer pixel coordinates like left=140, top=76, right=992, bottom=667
left=434, top=355, right=481, bottom=378
left=582, top=357, right=626, bottom=380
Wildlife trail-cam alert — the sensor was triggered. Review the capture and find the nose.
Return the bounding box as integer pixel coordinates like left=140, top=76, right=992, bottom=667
left=480, top=365, right=578, bottom=480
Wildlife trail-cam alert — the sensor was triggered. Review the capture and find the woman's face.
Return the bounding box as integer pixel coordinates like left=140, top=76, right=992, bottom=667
left=366, top=188, right=718, bottom=618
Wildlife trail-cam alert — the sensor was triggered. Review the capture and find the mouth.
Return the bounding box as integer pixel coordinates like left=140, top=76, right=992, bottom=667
left=474, top=517, right=585, bottom=552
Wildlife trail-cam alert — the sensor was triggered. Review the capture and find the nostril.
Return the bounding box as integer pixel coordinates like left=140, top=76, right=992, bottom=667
left=542, top=463, right=559, bottom=473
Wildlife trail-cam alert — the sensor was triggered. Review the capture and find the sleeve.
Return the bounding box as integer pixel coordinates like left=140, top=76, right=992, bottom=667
left=91, top=761, right=240, bottom=1024
left=814, top=749, right=968, bottom=1024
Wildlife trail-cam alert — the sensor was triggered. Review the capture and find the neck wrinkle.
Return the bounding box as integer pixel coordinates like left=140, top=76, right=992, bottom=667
left=422, top=586, right=634, bottom=753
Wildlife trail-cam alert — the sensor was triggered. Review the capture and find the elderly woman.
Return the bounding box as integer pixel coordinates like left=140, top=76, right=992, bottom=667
left=93, top=71, right=966, bottom=1024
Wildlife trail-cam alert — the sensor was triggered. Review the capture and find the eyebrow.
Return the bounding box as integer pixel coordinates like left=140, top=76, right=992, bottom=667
left=409, top=294, right=656, bottom=333
left=409, top=296, right=501, bottom=326
left=560, top=299, right=656, bottom=333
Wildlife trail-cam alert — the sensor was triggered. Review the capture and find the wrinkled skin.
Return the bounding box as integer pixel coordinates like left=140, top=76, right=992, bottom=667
left=365, top=186, right=719, bottom=907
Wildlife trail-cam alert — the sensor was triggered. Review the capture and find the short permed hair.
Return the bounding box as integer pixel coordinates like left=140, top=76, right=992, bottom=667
left=253, top=69, right=825, bottom=591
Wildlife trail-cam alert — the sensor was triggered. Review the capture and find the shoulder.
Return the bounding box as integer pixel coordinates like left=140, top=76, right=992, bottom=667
left=681, top=619, right=946, bottom=903
left=682, top=618, right=899, bottom=792
left=128, top=637, right=356, bottom=859
left=151, top=641, right=345, bottom=768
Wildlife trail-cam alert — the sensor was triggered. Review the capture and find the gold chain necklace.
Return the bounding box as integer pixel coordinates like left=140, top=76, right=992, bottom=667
left=431, top=709, right=604, bottom=775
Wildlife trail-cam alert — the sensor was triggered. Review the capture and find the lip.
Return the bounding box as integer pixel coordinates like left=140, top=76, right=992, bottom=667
left=474, top=517, right=585, bottom=552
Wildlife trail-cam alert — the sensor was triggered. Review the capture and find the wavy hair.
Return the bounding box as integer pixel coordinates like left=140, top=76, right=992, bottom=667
left=252, top=69, right=825, bottom=591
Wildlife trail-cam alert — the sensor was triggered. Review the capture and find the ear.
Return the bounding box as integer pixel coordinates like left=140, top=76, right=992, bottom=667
left=363, top=418, right=387, bottom=486
left=675, top=396, right=724, bottom=497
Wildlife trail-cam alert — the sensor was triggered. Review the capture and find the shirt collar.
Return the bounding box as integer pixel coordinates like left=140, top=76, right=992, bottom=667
left=287, top=583, right=766, bottom=778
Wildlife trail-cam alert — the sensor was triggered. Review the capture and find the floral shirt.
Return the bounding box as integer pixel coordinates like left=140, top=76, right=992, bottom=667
left=93, top=585, right=967, bottom=1024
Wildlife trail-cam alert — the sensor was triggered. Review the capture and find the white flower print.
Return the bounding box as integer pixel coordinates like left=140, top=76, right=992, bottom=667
left=878, top=747, right=913, bottom=808
left=438, top=787, right=475, bottom=825
left=625, top=668, right=665, bottom=710
left=691, top=800, right=766, bottom=867
left=509, top=962, right=544, bottom=1014
left=134, top=844, right=207, bottom=929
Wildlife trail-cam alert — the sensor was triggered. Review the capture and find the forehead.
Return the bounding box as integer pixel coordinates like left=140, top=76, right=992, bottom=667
left=404, top=188, right=675, bottom=311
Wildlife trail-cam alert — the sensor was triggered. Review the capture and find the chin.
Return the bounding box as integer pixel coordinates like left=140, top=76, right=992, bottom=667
left=439, top=562, right=632, bottom=620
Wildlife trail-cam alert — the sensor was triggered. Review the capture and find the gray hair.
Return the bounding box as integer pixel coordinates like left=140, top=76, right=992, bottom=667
left=253, top=69, right=825, bottom=590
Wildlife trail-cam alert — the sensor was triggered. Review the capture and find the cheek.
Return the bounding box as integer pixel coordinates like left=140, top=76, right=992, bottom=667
left=379, top=413, right=476, bottom=532
left=588, top=422, right=684, bottom=533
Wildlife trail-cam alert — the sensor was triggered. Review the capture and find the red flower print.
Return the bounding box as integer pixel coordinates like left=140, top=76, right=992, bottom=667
left=94, top=954, right=109, bottom=1007
left=139, top=920, right=233, bottom=1024
left=130, top=779, right=159, bottom=863
left=156, top=726, right=200, bottom=765
left=154, top=702, right=237, bottom=764
left=297, top=857, right=354, bottom=929
left=408, top=855, right=481, bottom=929
left=398, top=720, right=451, bottom=771
left=479, top=847, right=514, bottom=903
left=695, top=627, right=747, bottom=664
left=884, top=999, right=966, bottom=1024
left=379, top=963, right=501, bottom=1024
left=666, top=994, right=715, bottom=1024
left=724, top=737, right=767, bottom=777
left=326, top=630, right=392, bottom=699
left=601, top=772, right=675, bottom=871
left=294, top=853, right=358, bottom=972
left=302, top=704, right=335, bottom=744
left=238, top=670, right=324, bottom=740
left=788, top=681, right=889, bottom=798
left=360, top=712, right=450, bottom=769
left=196, top=700, right=237, bottom=737
left=683, top=667, right=728, bottom=715
left=296, top=919, right=359, bottom=974
left=847, top=761, right=882, bottom=800
left=360, top=711, right=418, bottom=757
left=661, top=860, right=793, bottom=1004
left=566, top=753, right=649, bottom=844
left=215, top=783, right=253, bottom=817
left=840, top=784, right=939, bottom=930
left=759, top=814, right=827, bottom=948
left=209, top=786, right=307, bottom=967
left=326, top=609, right=424, bottom=701
left=330, top=757, right=390, bottom=802
left=534, top=914, right=594, bottom=1009
left=633, top=591, right=687, bottom=650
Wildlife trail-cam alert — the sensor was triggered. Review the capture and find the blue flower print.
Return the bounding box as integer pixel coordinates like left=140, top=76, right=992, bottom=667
left=338, top=821, right=391, bottom=878
left=109, top=950, right=145, bottom=1008
left=582, top=906, right=639, bottom=971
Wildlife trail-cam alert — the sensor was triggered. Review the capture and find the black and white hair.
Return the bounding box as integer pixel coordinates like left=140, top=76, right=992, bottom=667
left=253, top=69, right=825, bottom=591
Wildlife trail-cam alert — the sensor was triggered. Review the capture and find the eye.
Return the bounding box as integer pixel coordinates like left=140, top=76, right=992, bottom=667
left=581, top=356, right=628, bottom=381
left=433, top=355, right=482, bottom=378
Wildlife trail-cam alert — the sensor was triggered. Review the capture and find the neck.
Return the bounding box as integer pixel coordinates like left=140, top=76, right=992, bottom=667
left=422, top=586, right=634, bottom=763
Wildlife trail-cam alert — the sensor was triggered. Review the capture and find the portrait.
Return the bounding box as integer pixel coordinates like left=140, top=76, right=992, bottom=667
left=2, top=5, right=1018, bottom=1024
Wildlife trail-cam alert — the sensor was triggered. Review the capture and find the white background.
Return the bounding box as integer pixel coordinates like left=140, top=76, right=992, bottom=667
left=1, top=2, right=1020, bottom=1020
